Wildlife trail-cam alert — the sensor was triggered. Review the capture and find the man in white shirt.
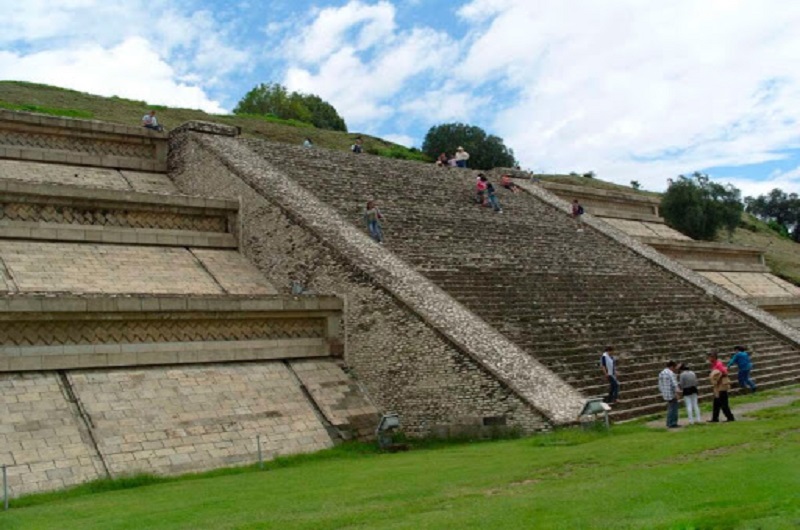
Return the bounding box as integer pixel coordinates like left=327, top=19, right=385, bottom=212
left=142, top=110, right=163, bottom=132
left=600, top=346, right=619, bottom=404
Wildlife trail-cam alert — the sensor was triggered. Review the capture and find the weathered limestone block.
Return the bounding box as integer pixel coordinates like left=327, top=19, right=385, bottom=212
left=289, top=359, right=379, bottom=440
left=68, top=363, right=335, bottom=476
left=0, top=373, right=104, bottom=497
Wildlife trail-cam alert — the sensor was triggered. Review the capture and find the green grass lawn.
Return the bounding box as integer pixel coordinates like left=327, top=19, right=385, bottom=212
left=2, top=393, right=798, bottom=530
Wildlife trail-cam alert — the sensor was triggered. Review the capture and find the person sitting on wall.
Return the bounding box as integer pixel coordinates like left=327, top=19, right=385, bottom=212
left=436, top=152, right=448, bottom=167
left=351, top=137, right=363, bottom=153
left=303, top=137, right=314, bottom=148
left=141, top=110, right=164, bottom=132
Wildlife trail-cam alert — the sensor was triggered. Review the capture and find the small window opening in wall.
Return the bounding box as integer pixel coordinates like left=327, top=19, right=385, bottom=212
left=482, top=416, right=507, bottom=427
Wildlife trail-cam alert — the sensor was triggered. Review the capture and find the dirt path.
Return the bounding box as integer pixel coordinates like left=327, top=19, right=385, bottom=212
left=646, top=387, right=799, bottom=429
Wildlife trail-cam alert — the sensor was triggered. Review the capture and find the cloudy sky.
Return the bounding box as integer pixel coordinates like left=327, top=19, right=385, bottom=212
left=2, top=0, right=800, bottom=196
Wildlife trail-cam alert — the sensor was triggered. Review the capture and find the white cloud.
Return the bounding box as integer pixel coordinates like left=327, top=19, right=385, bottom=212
left=0, top=38, right=226, bottom=113
left=726, top=166, right=800, bottom=198
left=282, top=3, right=457, bottom=133
left=0, top=0, right=247, bottom=111
left=454, top=0, right=800, bottom=190
left=381, top=133, right=415, bottom=147
left=288, top=1, right=397, bottom=64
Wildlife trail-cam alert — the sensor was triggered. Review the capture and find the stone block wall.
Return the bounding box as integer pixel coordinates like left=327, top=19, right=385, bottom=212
left=67, top=364, right=336, bottom=476
left=0, top=110, right=167, bottom=172
left=229, top=136, right=799, bottom=417
left=0, top=160, right=178, bottom=194
left=0, top=373, right=105, bottom=496
left=169, top=129, right=560, bottom=434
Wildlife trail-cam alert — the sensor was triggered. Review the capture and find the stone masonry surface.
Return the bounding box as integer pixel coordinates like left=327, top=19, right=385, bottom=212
left=0, top=241, right=274, bottom=295
left=0, top=110, right=167, bottom=172
left=234, top=136, right=800, bottom=419
left=0, top=372, right=105, bottom=497
left=169, top=131, right=554, bottom=433
left=67, top=363, right=336, bottom=476
left=0, top=160, right=178, bottom=194
left=289, top=359, right=379, bottom=440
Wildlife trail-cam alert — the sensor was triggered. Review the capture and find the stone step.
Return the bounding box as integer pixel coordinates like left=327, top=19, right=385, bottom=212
left=0, top=110, right=167, bottom=172
left=0, top=179, right=238, bottom=248
left=0, top=294, right=343, bottom=371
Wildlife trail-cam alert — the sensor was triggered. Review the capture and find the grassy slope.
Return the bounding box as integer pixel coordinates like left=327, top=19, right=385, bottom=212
left=1, top=80, right=797, bottom=284
left=0, top=81, right=402, bottom=155
left=724, top=216, right=800, bottom=287
left=1, top=390, right=798, bottom=529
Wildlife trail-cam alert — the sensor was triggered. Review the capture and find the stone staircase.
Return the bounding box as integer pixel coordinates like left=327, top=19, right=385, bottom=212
left=537, top=180, right=800, bottom=328
left=0, top=112, right=377, bottom=497
left=234, top=138, right=800, bottom=420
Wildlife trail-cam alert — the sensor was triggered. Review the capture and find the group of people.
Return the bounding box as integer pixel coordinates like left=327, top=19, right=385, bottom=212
left=601, top=345, right=757, bottom=428
left=435, top=146, right=470, bottom=168
left=473, top=173, right=526, bottom=213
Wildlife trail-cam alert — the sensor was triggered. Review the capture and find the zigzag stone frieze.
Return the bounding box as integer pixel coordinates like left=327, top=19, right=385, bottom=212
left=0, top=130, right=154, bottom=159
left=0, top=315, right=326, bottom=347
left=0, top=202, right=227, bottom=232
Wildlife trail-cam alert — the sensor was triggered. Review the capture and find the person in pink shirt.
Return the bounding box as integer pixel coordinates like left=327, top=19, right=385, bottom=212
left=475, top=175, right=488, bottom=206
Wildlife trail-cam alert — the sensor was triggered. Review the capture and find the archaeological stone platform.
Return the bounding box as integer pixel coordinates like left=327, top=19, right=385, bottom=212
left=169, top=122, right=799, bottom=431
left=0, top=111, right=378, bottom=497
left=537, top=180, right=800, bottom=327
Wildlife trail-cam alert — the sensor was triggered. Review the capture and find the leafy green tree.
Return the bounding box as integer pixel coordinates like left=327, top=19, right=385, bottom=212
left=421, top=123, right=516, bottom=170
left=300, top=94, right=347, bottom=131
left=234, top=83, right=347, bottom=132
left=660, top=172, right=743, bottom=240
left=745, top=188, right=800, bottom=242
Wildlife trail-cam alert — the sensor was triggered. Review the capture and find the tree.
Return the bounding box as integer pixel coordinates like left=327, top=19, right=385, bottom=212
left=421, top=123, right=516, bottom=170
left=234, top=83, right=347, bottom=132
left=745, top=188, right=800, bottom=242
left=660, top=172, right=743, bottom=241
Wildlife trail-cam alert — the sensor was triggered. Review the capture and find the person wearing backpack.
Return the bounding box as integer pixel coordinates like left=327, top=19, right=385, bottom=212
left=571, top=199, right=585, bottom=231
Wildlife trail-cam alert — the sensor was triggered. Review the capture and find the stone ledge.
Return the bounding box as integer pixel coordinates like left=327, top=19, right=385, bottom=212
left=0, top=338, right=329, bottom=371
left=749, top=296, right=800, bottom=309
left=587, top=207, right=663, bottom=223
left=0, top=178, right=238, bottom=211
left=171, top=121, right=240, bottom=137
left=537, top=180, right=661, bottom=205
left=640, top=236, right=764, bottom=255
left=0, top=221, right=237, bottom=248
left=0, top=109, right=164, bottom=139
left=0, top=294, right=343, bottom=314
left=678, top=261, right=769, bottom=273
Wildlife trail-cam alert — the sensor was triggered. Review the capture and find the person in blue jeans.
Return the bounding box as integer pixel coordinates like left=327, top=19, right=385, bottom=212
left=479, top=175, right=503, bottom=213
left=364, top=200, right=384, bottom=244
left=727, top=345, right=756, bottom=392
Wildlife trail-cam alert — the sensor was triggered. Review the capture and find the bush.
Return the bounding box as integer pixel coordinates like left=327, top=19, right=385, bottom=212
left=661, top=172, right=743, bottom=240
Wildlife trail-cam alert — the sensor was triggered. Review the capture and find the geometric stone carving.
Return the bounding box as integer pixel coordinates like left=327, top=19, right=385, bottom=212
left=0, top=315, right=326, bottom=346
left=0, top=130, right=154, bottom=159
left=0, top=202, right=227, bottom=232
